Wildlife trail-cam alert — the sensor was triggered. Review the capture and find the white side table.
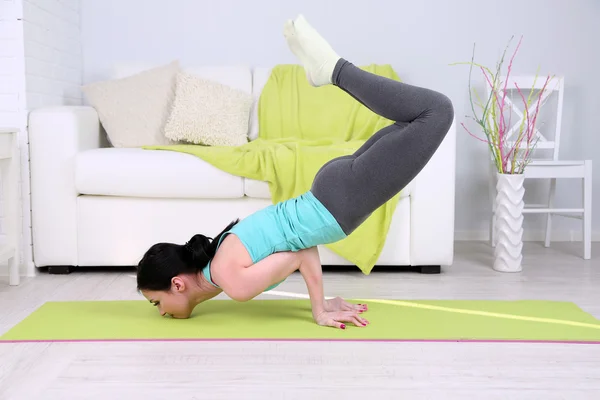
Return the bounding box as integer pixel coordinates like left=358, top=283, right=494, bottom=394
left=0, top=128, right=21, bottom=285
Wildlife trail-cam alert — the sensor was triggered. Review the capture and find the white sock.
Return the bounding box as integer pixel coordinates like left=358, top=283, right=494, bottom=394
left=283, top=14, right=341, bottom=87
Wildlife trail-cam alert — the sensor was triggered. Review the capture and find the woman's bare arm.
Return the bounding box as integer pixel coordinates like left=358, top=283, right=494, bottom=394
left=213, top=251, right=298, bottom=301
left=213, top=247, right=368, bottom=329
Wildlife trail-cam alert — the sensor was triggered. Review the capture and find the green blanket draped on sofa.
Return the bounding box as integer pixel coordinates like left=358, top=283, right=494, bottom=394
left=145, top=64, right=403, bottom=274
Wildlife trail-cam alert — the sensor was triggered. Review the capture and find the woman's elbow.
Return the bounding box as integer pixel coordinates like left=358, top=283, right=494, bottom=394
left=223, top=284, right=254, bottom=302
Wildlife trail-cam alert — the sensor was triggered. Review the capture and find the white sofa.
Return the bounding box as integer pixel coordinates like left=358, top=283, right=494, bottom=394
left=27, top=65, right=457, bottom=274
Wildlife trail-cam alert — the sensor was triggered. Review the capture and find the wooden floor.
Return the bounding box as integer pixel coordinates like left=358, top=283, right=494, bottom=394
left=1, top=241, right=599, bottom=399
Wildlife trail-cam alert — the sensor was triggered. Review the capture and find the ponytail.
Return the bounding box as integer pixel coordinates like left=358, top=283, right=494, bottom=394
left=136, top=219, right=239, bottom=291
left=183, top=219, right=239, bottom=264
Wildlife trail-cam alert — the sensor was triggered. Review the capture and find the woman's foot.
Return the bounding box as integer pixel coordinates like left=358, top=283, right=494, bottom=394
left=325, top=296, right=368, bottom=314
left=283, top=14, right=341, bottom=87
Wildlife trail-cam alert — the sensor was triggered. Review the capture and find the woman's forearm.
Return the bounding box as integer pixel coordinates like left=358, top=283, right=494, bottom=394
left=215, top=247, right=325, bottom=317
left=217, top=246, right=366, bottom=329
left=297, top=248, right=370, bottom=329
left=297, top=247, right=326, bottom=319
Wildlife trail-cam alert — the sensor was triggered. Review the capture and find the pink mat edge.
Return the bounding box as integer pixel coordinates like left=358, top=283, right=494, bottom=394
left=1, top=338, right=600, bottom=344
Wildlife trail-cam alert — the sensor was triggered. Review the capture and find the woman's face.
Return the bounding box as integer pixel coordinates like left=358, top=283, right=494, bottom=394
left=142, top=278, right=195, bottom=319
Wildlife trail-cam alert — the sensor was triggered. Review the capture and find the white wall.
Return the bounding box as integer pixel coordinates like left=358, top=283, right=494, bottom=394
left=0, top=0, right=26, bottom=128
left=0, top=0, right=28, bottom=275
left=80, top=0, right=600, bottom=241
left=0, top=0, right=82, bottom=277
left=23, top=0, right=82, bottom=109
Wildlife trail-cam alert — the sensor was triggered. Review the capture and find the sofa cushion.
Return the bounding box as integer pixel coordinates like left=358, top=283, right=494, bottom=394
left=163, top=71, right=252, bottom=146
left=82, top=61, right=179, bottom=148
left=75, top=148, right=244, bottom=198
left=249, top=66, right=273, bottom=141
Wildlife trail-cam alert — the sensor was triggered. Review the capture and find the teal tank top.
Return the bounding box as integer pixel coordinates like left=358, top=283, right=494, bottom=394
left=202, top=190, right=346, bottom=291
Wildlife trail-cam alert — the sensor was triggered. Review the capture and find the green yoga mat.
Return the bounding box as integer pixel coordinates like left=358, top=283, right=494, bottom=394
left=2, top=299, right=600, bottom=343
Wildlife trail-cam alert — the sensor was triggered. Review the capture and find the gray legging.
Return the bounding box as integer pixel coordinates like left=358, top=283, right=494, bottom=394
left=310, top=59, right=455, bottom=235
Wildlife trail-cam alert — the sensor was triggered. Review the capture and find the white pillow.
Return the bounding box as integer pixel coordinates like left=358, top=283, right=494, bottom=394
left=163, top=71, right=252, bottom=146
left=82, top=61, right=179, bottom=147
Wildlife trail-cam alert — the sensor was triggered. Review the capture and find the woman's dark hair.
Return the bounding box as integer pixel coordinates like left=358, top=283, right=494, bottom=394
left=136, top=219, right=239, bottom=291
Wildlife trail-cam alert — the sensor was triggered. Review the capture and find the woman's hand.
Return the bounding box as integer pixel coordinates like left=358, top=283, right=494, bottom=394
left=313, top=309, right=369, bottom=329
left=295, top=247, right=370, bottom=329
left=324, top=296, right=368, bottom=314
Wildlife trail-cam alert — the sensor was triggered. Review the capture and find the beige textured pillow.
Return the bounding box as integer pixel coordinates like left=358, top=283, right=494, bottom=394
left=164, top=72, right=252, bottom=146
left=82, top=61, right=179, bottom=147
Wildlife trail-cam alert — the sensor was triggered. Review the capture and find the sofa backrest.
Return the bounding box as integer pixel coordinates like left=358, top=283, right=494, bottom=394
left=111, top=63, right=253, bottom=94
left=249, top=66, right=273, bottom=141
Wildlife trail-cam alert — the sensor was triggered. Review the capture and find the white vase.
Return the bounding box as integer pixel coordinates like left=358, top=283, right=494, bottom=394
left=493, top=172, right=525, bottom=272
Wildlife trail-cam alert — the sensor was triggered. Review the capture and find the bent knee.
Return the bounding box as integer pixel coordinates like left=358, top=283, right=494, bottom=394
left=433, top=92, right=455, bottom=128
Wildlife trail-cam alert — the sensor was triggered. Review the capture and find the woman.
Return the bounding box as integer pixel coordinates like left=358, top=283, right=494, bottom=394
left=136, top=14, right=454, bottom=329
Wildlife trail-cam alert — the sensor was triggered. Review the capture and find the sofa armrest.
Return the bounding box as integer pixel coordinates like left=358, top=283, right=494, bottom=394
left=409, top=119, right=456, bottom=266
left=28, top=106, right=101, bottom=266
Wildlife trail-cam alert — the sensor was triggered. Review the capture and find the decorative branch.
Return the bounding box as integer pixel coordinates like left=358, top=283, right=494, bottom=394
left=450, top=35, right=553, bottom=174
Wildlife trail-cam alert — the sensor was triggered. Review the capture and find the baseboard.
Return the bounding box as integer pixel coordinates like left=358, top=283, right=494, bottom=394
left=455, top=229, right=600, bottom=242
